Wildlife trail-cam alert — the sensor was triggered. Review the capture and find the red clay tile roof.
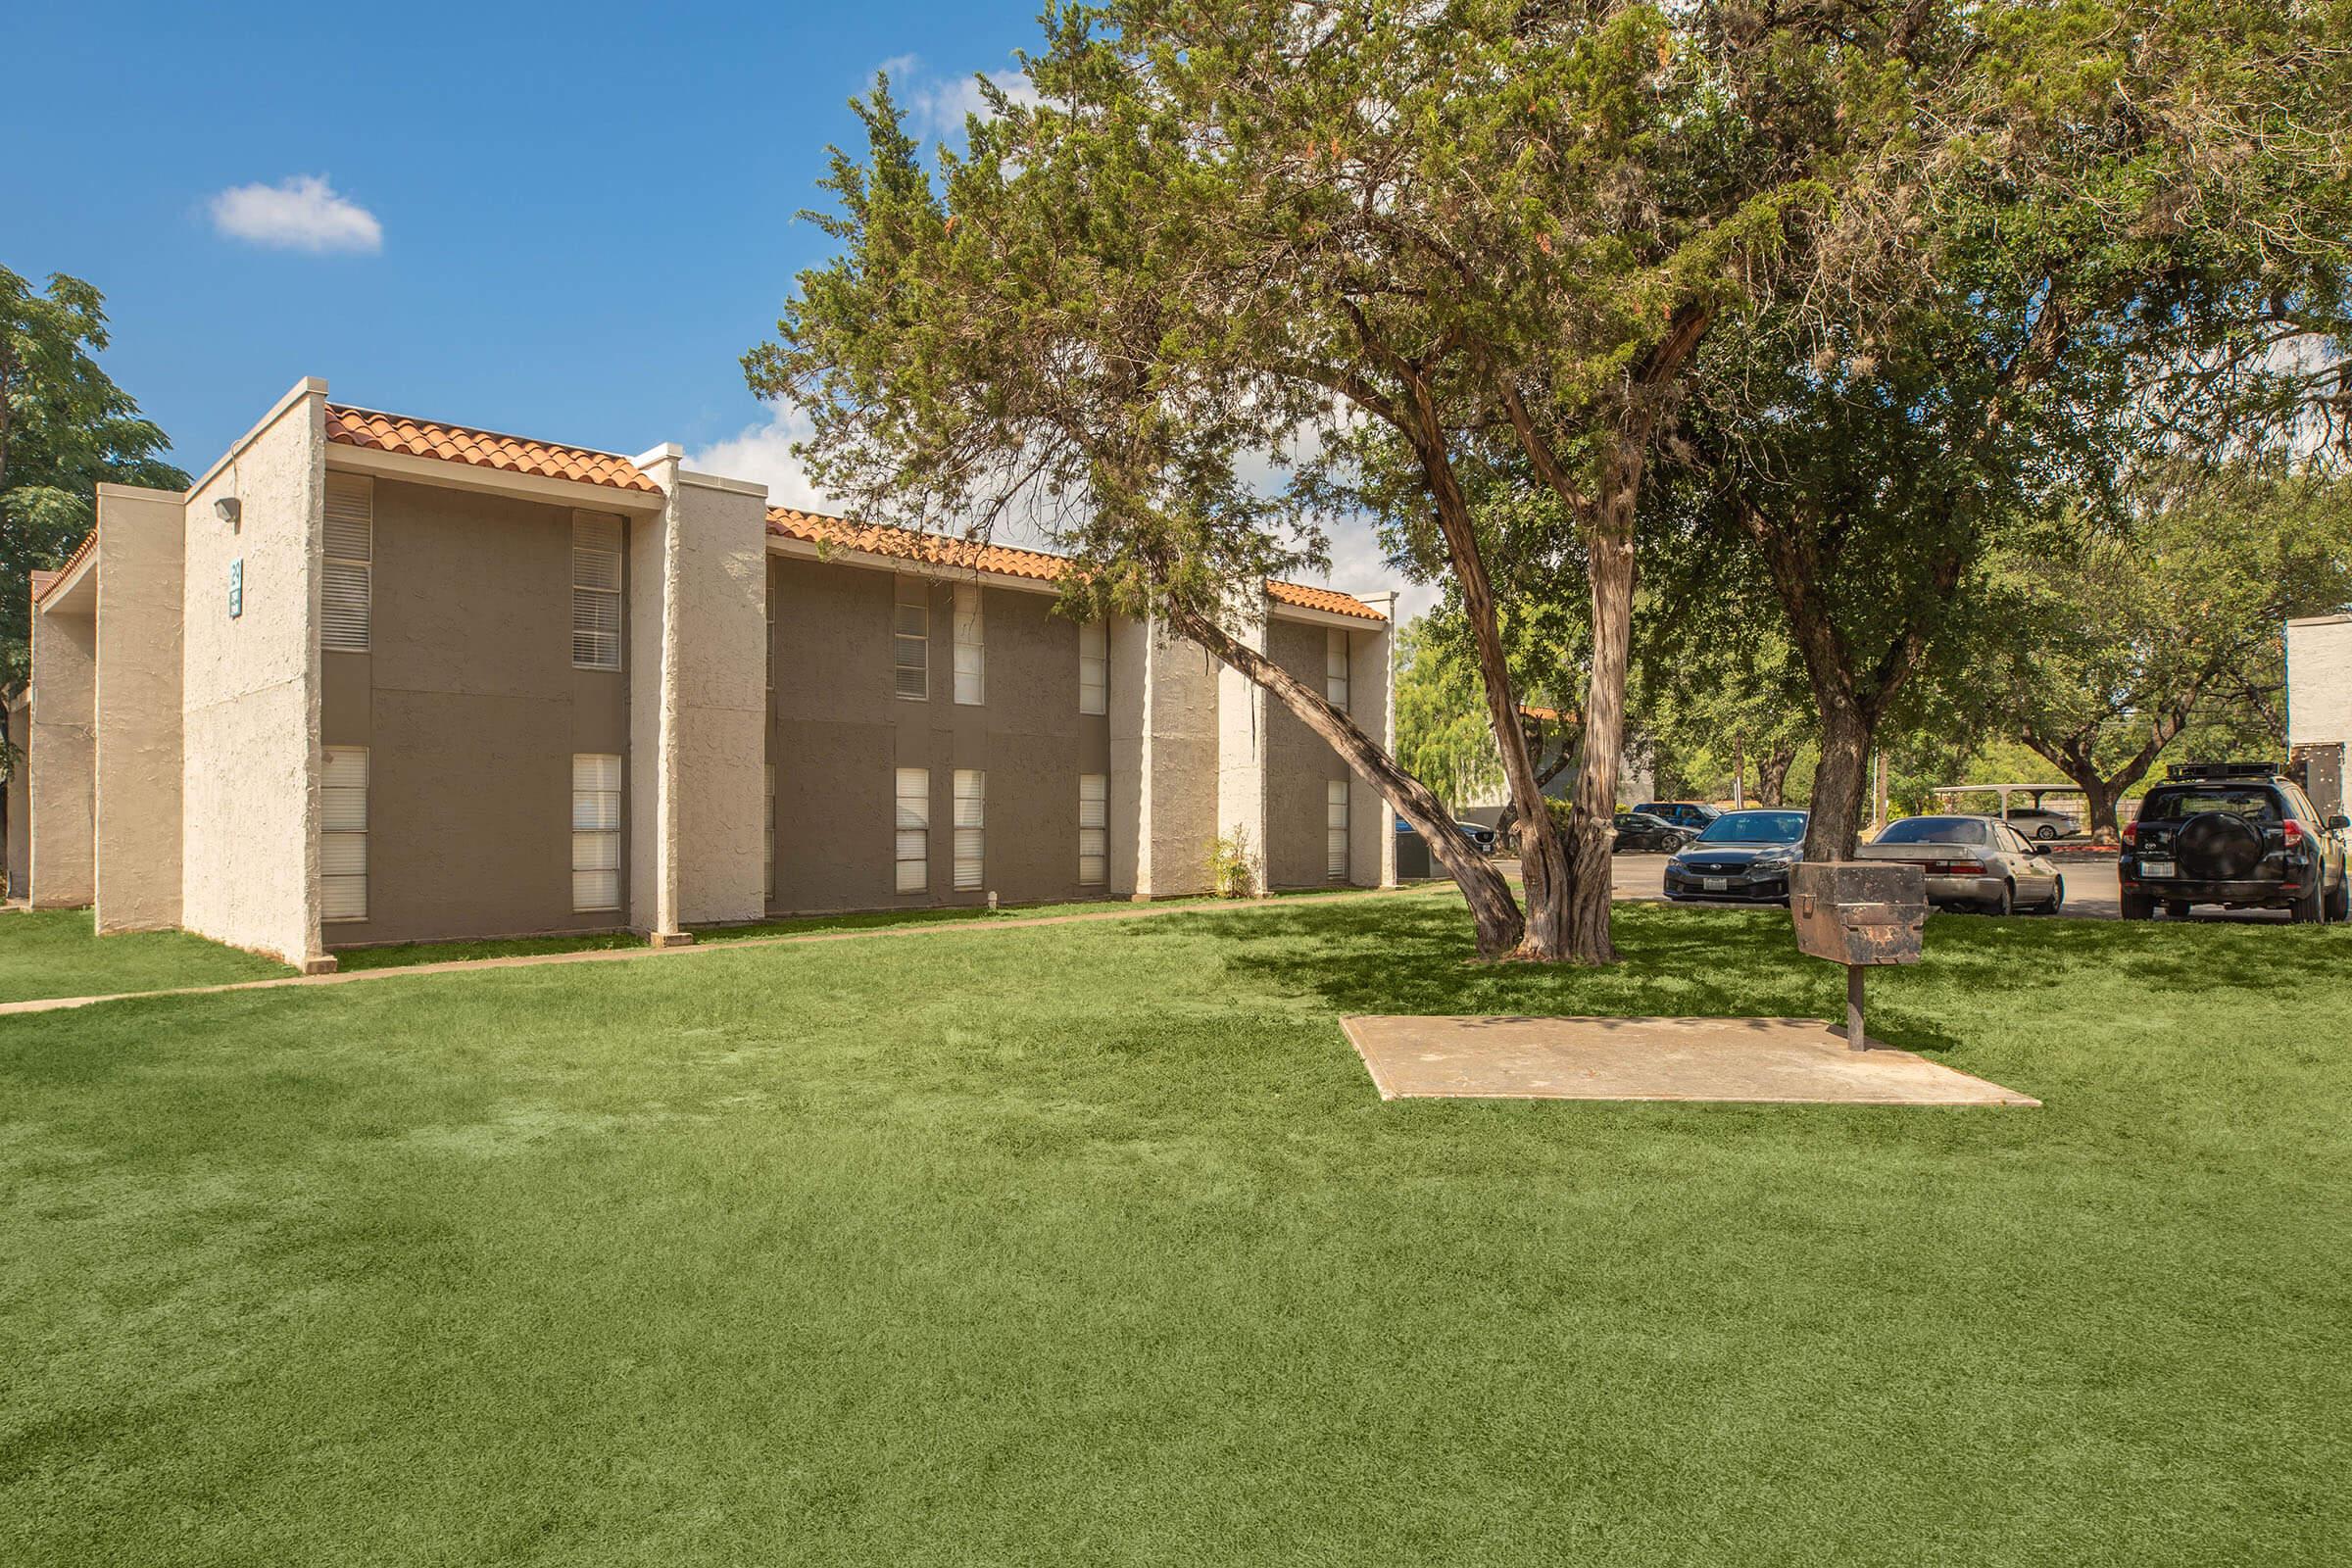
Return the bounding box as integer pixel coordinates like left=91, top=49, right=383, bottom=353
left=1265, top=579, right=1387, bottom=621
left=768, top=508, right=1387, bottom=619
left=325, top=404, right=662, bottom=495
left=29, top=534, right=94, bottom=609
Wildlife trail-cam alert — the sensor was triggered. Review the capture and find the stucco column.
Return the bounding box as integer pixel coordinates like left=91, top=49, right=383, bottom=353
left=1214, top=590, right=1272, bottom=894
left=93, top=485, right=186, bottom=932
left=1351, top=592, right=1399, bottom=889
left=28, top=591, right=96, bottom=908
left=1111, top=616, right=1220, bottom=898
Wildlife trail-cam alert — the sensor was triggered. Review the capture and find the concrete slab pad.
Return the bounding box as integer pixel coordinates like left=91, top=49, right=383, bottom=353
left=1339, top=1015, right=2038, bottom=1107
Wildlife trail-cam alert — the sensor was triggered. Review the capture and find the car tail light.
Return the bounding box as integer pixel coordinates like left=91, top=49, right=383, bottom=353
left=2120, top=821, right=2138, bottom=847
left=2283, top=819, right=2304, bottom=848
left=1926, top=860, right=1985, bottom=875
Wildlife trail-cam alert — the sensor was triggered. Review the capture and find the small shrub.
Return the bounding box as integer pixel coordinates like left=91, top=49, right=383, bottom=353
left=1207, top=829, right=1257, bottom=899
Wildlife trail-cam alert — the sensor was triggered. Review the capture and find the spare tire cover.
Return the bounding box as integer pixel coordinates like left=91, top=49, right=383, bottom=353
left=2177, top=811, right=2264, bottom=879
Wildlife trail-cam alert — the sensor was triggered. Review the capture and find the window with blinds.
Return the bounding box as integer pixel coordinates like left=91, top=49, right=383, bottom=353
left=1326, top=628, right=1350, bottom=712
left=1079, top=619, right=1107, bottom=714
left=952, top=583, right=985, bottom=705
left=572, top=754, right=622, bottom=911
left=1326, top=777, right=1350, bottom=882
left=321, top=746, right=368, bottom=921
left=895, top=767, right=930, bottom=893
left=953, top=770, right=985, bottom=891
left=322, top=473, right=373, bottom=653
left=1079, top=773, right=1107, bottom=887
left=894, top=578, right=928, bottom=701
left=572, top=513, right=623, bottom=670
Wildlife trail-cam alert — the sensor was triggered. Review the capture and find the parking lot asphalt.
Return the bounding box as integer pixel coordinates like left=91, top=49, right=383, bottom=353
left=1496, top=854, right=2294, bottom=924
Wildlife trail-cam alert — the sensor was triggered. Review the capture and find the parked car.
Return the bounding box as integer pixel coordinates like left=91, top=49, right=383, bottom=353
left=2120, top=762, right=2350, bottom=922
left=1637, top=801, right=1722, bottom=834
left=1859, top=814, right=2064, bottom=915
left=1662, top=809, right=1808, bottom=904
left=2002, top=806, right=2081, bottom=841
left=1613, top=810, right=1696, bottom=854
left=1453, top=820, right=1499, bottom=854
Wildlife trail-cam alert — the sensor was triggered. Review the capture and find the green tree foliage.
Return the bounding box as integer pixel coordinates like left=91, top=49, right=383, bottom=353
left=1987, top=462, right=2352, bottom=841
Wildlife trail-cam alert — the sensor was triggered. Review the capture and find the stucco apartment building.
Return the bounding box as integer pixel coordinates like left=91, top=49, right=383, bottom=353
left=19, top=379, right=1397, bottom=970
left=2287, top=613, right=2352, bottom=818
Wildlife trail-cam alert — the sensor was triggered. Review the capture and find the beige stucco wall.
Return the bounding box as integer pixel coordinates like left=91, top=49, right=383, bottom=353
left=664, top=470, right=769, bottom=927
left=1213, top=600, right=1271, bottom=893
left=1109, top=617, right=1219, bottom=898
left=626, top=483, right=671, bottom=934
left=28, top=590, right=96, bottom=908
left=765, top=553, right=1114, bottom=912
left=93, top=485, right=186, bottom=932
left=1349, top=596, right=1398, bottom=888
left=180, top=380, right=325, bottom=964
left=5, top=692, right=28, bottom=897
left=318, top=475, right=631, bottom=945
left=2287, top=616, right=2352, bottom=747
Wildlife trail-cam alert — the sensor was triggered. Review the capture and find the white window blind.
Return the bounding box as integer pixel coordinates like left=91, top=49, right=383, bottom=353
left=895, top=767, right=930, bottom=893
left=572, top=513, right=623, bottom=670
left=572, top=754, right=622, bottom=911
left=1079, top=619, right=1108, bottom=715
left=1079, top=773, right=1107, bottom=887
left=765, top=762, right=776, bottom=903
left=1326, top=628, right=1350, bottom=712
left=1326, top=777, right=1350, bottom=882
left=320, top=746, right=368, bottom=921
left=953, top=769, right=985, bottom=891
left=322, top=472, right=373, bottom=654
left=894, top=578, right=928, bottom=701
left=953, top=583, right=985, bottom=706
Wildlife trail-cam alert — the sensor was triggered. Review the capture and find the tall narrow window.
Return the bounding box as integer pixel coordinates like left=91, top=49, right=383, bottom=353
left=895, top=767, right=930, bottom=893
left=322, top=472, right=373, bottom=653
left=572, top=513, right=623, bottom=670
left=764, top=762, right=776, bottom=903
left=572, top=754, right=622, bottom=911
left=894, top=577, right=928, bottom=701
left=1079, top=773, right=1108, bottom=887
left=1326, top=777, right=1350, bottom=882
left=954, top=770, right=985, bottom=891
left=1326, top=628, right=1350, bottom=711
left=320, top=746, right=368, bottom=920
left=953, top=583, right=985, bottom=706
left=1079, top=619, right=1108, bottom=715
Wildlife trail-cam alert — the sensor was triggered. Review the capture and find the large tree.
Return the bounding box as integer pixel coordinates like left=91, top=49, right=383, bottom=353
left=1666, top=0, right=2352, bottom=859
left=753, top=0, right=2058, bottom=960
left=1990, top=462, right=2352, bottom=840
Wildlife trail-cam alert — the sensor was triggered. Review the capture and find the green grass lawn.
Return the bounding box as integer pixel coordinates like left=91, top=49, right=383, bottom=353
left=3, top=897, right=2346, bottom=1565
left=0, top=907, right=292, bottom=1002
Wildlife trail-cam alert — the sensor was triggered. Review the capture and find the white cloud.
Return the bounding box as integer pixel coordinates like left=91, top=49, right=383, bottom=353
left=209, top=174, right=382, bottom=254
left=1306, top=513, right=1441, bottom=625
left=688, top=404, right=833, bottom=514
left=876, top=55, right=1041, bottom=144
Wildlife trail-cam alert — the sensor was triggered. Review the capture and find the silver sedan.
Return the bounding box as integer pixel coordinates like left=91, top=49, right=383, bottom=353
left=1858, top=814, right=2065, bottom=915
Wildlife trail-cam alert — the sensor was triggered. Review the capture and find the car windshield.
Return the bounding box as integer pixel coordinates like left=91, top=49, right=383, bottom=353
left=1695, top=810, right=1806, bottom=845
left=2140, top=787, right=2279, bottom=822
left=1875, top=817, right=1985, bottom=846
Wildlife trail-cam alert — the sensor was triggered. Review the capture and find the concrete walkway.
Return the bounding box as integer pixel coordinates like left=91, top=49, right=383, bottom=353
left=0, top=886, right=1427, bottom=1019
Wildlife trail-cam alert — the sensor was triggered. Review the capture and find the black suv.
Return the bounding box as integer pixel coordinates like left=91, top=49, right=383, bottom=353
left=2121, top=763, right=2351, bottom=923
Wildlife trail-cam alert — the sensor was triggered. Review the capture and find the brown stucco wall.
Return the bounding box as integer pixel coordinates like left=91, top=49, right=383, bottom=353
left=319, top=475, right=628, bottom=945
left=766, top=554, right=1112, bottom=912
left=28, top=599, right=95, bottom=907
left=1262, top=616, right=1354, bottom=889
left=4, top=692, right=27, bottom=899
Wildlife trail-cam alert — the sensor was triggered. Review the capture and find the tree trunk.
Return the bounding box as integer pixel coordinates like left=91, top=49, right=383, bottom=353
left=1754, top=745, right=1796, bottom=808
left=1806, top=700, right=1874, bottom=860
left=1168, top=609, right=1527, bottom=958
left=1561, top=491, right=1639, bottom=963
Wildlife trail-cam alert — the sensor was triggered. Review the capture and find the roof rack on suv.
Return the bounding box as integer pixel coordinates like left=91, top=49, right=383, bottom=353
left=2165, top=761, right=2279, bottom=781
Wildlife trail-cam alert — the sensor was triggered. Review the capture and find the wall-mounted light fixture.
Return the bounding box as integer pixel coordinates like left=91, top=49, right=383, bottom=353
left=215, top=497, right=242, bottom=531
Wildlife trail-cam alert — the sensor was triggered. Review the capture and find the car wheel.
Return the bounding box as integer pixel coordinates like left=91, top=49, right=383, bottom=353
left=2043, top=875, right=2065, bottom=915
left=2290, top=880, right=2327, bottom=924
left=2035, top=823, right=2058, bottom=840
left=2121, top=890, right=2155, bottom=921
left=1984, top=880, right=2014, bottom=917
left=2328, top=873, right=2350, bottom=923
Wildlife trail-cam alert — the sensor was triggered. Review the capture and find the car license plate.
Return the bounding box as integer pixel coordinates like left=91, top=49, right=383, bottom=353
left=2140, top=858, right=2175, bottom=878
left=1702, top=876, right=1729, bottom=892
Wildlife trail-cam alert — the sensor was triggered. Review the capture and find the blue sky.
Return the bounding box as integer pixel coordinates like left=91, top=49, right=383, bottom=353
left=3, top=0, right=1416, bottom=610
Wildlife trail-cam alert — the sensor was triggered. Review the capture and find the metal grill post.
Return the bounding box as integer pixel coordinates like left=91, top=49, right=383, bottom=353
left=1846, top=963, right=1867, bottom=1053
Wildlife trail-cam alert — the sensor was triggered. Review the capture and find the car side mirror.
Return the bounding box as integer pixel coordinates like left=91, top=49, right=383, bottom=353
left=2329, top=813, right=2351, bottom=832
